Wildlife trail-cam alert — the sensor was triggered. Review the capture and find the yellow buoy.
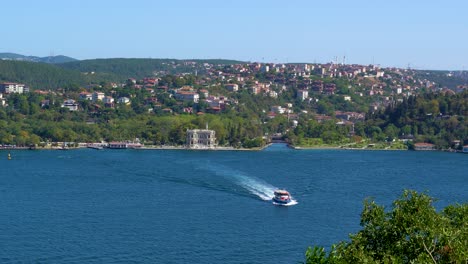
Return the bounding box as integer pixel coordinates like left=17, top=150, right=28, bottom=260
left=8, top=152, right=11, bottom=160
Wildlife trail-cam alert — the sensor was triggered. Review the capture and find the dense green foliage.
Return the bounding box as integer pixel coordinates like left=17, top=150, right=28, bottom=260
left=305, top=190, right=467, bottom=263
left=367, top=92, right=467, bottom=149
left=0, top=91, right=265, bottom=148
left=0, top=60, right=116, bottom=89
left=58, top=58, right=244, bottom=80
left=414, top=70, right=468, bottom=89
left=0, top=58, right=244, bottom=90
left=287, top=91, right=467, bottom=149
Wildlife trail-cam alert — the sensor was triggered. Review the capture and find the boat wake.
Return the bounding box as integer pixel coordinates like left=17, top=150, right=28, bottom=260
left=160, top=161, right=278, bottom=201
left=202, top=163, right=277, bottom=201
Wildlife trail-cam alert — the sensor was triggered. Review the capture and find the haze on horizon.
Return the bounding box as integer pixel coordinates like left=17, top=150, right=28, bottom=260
left=2, top=0, right=467, bottom=71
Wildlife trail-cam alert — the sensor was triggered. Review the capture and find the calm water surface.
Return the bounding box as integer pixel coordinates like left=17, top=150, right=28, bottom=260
left=1, top=144, right=467, bottom=263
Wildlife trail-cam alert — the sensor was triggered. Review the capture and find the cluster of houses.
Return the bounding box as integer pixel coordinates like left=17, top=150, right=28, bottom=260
left=1, top=60, right=466, bottom=151
left=0, top=82, right=28, bottom=106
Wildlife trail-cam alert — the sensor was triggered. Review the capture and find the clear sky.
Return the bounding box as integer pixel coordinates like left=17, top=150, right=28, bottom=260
left=2, top=0, right=467, bottom=70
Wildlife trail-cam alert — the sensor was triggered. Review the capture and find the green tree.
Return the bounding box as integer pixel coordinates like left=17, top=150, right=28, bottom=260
left=304, top=190, right=467, bottom=263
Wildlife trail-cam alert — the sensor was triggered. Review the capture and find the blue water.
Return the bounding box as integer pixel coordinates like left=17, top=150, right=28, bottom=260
left=1, top=144, right=467, bottom=263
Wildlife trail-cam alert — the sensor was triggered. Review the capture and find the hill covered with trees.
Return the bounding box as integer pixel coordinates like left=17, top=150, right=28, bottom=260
left=0, top=60, right=93, bottom=89
left=57, top=58, right=244, bottom=80
left=0, top=52, right=77, bottom=64
left=0, top=60, right=129, bottom=89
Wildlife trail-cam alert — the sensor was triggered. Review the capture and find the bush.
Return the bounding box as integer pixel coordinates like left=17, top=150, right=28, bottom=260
left=304, top=190, right=467, bottom=263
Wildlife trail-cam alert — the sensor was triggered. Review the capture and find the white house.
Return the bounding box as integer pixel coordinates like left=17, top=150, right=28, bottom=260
left=0, top=82, right=25, bottom=94
left=297, top=90, right=309, bottom=101
left=93, top=92, right=105, bottom=102
left=62, top=99, right=79, bottom=111
left=79, top=92, right=93, bottom=100
left=103, top=96, right=114, bottom=104
left=271, top=105, right=285, bottom=114
left=175, top=92, right=199, bottom=103
left=117, top=97, right=130, bottom=105
left=0, top=93, right=5, bottom=106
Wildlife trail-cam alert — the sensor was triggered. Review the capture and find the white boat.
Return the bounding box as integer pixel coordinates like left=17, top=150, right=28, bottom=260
left=87, top=144, right=104, bottom=150
left=272, top=189, right=296, bottom=206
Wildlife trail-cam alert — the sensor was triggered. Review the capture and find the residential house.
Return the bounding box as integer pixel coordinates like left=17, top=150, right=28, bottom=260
left=297, top=90, right=308, bottom=101
left=0, top=82, right=25, bottom=94
left=175, top=91, right=199, bottom=103
left=314, top=115, right=333, bottom=123
left=93, top=92, right=105, bottom=102
left=143, top=78, right=158, bottom=87
left=0, top=93, right=5, bottom=106
left=250, top=86, right=260, bottom=95
left=199, top=89, right=209, bottom=98
left=183, top=107, right=194, bottom=114
left=324, top=83, right=336, bottom=95
left=225, top=84, right=239, bottom=92
left=414, top=143, right=435, bottom=151
left=117, top=97, right=130, bottom=105
left=62, top=99, right=79, bottom=111
left=40, top=100, right=50, bottom=108
left=312, top=80, right=323, bottom=92
left=79, top=92, right=93, bottom=101
left=271, top=105, right=285, bottom=114
left=103, top=96, right=114, bottom=104
left=103, top=96, right=115, bottom=108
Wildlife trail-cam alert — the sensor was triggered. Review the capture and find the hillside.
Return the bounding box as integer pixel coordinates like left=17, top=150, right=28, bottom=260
left=0, top=58, right=244, bottom=89
left=0, top=60, right=116, bottom=89
left=58, top=58, right=244, bottom=79
left=414, top=70, right=468, bottom=89
left=0, top=52, right=77, bottom=64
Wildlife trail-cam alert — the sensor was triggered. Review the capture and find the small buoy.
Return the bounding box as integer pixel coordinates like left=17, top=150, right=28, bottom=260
left=8, top=152, right=11, bottom=160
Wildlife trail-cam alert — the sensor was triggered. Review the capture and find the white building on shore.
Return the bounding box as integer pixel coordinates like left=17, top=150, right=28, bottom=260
left=186, top=129, right=216, bottom=149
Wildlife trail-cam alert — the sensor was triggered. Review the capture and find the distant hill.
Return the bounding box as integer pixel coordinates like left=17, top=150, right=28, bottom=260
left=0, top=60, right=117, bottom=89
left=0, top=52, right=78, bottom=64
left=58, top=58, right=244, bottom=79
left=0, top=57, right=244, bottom=89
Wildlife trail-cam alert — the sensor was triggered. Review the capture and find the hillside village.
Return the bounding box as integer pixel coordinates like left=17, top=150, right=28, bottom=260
left=0, top=60, right=467, bottom=150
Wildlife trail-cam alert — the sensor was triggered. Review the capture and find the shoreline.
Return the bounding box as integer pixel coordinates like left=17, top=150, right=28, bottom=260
left=1, top=144, right=464, bottom=153
left=0, top=145, right=268, bottom=152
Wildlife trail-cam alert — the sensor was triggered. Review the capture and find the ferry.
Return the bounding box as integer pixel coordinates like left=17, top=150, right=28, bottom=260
left=272, top=189, right=294, bottom=205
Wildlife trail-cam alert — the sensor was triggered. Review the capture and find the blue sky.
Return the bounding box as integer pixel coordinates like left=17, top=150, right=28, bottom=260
left=2, top=0, right=467, bottom=70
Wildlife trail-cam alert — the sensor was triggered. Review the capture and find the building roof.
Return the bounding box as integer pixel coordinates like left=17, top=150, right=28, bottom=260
left=414, top=143, right=435, bottom=146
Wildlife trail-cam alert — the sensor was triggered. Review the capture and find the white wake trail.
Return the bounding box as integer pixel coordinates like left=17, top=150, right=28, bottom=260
left=202, top=164, right=277, bottom=201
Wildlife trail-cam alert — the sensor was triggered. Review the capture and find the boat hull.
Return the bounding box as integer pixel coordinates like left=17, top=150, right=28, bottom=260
left=272, top=197, right=291, bottom=204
